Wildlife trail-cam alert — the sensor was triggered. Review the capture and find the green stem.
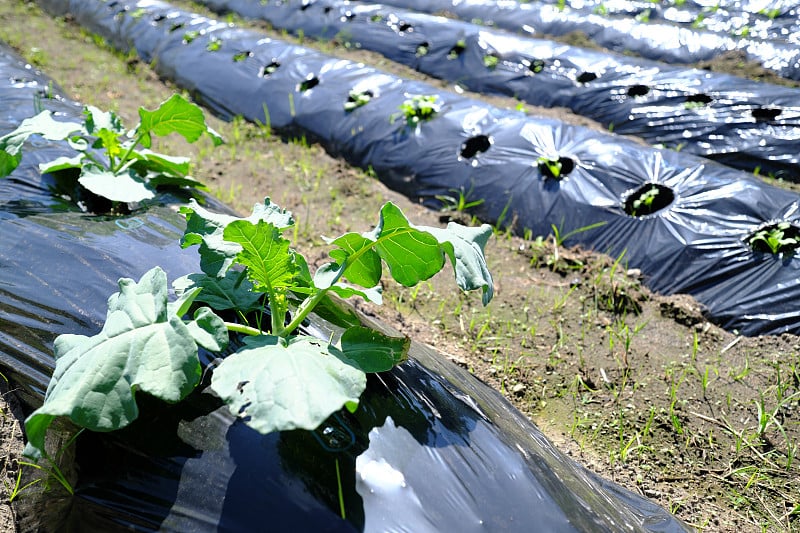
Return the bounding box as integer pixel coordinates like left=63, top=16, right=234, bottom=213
left=283, top=288, right=329, bottom=335
left=225, top=322, right=264, bottom=336
left=112, top=131, right=146, bottom=173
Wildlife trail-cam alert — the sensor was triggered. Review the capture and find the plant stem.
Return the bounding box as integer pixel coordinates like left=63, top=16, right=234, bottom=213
left=224, top=322, right=264, bottom=336
left=112, top=132, right=145, bottom=173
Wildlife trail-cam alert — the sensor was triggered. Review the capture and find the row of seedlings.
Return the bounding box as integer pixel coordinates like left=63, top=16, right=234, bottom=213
left=196, top=0, right=800, bottom=178
left=41, top=0, right=800, bottom=335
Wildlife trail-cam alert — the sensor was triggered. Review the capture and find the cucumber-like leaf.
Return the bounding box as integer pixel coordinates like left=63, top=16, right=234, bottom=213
left=137, top=94, right=223, bottom=148
left=39, top=154, right=85, bottom=175
left=186, top=307, right=229, bottom=352
left=340, top=325, right=409, bottom=372
left=77, top=165, right=155, bottom=203
left=0, top=111, right=83, bottom=176
left=181, top=198, right=294, bottom=277
left=210, top=335, right=366, bottom=434
left=23, top=267, right=205, bottom=460
left=173, top=271, right=262, bottom=312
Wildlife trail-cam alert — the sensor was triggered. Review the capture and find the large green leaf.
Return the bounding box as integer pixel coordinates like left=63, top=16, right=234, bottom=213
left=173, top=270, right=263, bottom=311
left=77, top=165, right=155, bottom=203
left=181, top=198, right=294, bottom=277
left=83, top=105, right=125, bottom=135
left=330, top=202, right=494, bottom=304
left=137, top=94, right=223, bottom=148
left=23, top=267, right=208, bottom=460
left=313, top=262, right=382, bottom=304
left=340, top=326, right=409, bottom=373
left=210, top=335, right=366, bottom=434
left=0, top=111, right=83, bottom=176
left=130, top=148, right=191, bottom=177
left=39, top=154, right=85, bottom=175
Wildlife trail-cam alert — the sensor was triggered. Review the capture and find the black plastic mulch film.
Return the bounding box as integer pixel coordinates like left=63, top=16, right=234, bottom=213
left=374, top=0, right=800, bottom=81
left=36, top=0, right=800, bottom=336
left=0, top=43, right=690, bottom=532
left=195, top=0, right=800, bottom=178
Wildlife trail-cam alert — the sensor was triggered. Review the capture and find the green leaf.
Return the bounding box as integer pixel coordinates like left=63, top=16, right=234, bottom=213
left=210, top=335, right=366, bottom=434
left=340, top=326, right=408, bottom=372
left=95, top=129, right=123, bottom=160
left=137, top=94, right=223, bottom=148
left=23, top=267, right=202, bottom=460
left=313, top=263, right=382, bottom=304
left=185, top=307, right=228, bottom=351
left=83, top=105, right=125, bottom=135
left=39, top=154, right=85, bottom=174
left=173, top=271, right=262, bottom=311
left=181, top=198, right=294, bottom=277
left=130, top=148, right=191, bottom=177
left=77, top=165, right=156, bottom=203
left=0, top=111, right=83, bottom=177
left=332, top=203, right=494, bottom=304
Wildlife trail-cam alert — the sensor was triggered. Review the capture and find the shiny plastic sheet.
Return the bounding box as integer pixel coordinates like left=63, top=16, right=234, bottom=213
left=0, top=42, right=689, bottom=532
left=374, top=0, right=800, bottom=80
left=35, top=0, right=800, bottom=335
left=196, top=0, right=800, bottom=178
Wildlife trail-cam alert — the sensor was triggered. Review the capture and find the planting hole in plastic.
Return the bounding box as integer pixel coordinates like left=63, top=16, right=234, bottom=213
left=524, top=59, right=546, bottom=75
left=299, top=75, right=319, bottom=92
left=538, top=156, right=575, bottom=180
left=261, top=61, right=280, bottom=77
left=448, top=41, right=467, bottom=60
left=416, top=42, right=430, bottom=57
left=300, top=0, right=313, bottom=11
left=747, top=222, right=800, bottom=255
left=152, top=14, right=166, bottom=22
left=686, top=93, right=712, bottom=105
left=370, top=14, right=384, bottom=23
left=345, top=90, right=374, bottom=111
left=108, top=0, right=119, bottom=8
left=624, top=183, right=674, bottom=217
left=233, top=51, right=252, bottom=62
left=752, top=107, right=782, bottom=122
left=460, top=135, right=492, bottom=159
left=170, top=22, right=185, bottom=32
left=576, top=71, right=597, bottom=83
left=627, top=84, right=650, bottom=97
left=397, top=21, right=413, bottom=33
left=324, top=6, right=332, bottom=14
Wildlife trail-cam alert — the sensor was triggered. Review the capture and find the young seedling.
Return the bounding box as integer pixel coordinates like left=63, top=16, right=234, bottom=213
left=748, top=221, right=800, bottom=255
left=483, top=54, right=500, bottom=69
left=629, top=185, right=659, bottom=216
left=391, top=95, right=441, bottom=127
left=22, top=199, right=494, bottom=462
left=0, top=94, right=222, bottom=212
left=343, top=89, right=373, bottom=112
left=447, top=39, right=466, bottom=60
left=537, top=156, right=563, bottom=179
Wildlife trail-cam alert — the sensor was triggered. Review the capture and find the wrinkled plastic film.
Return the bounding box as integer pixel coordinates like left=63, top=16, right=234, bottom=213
left=0, top=42, right=689, bottom=532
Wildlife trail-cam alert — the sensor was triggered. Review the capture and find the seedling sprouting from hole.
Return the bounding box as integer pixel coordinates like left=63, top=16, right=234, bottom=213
left=261, top=61, right=281, bottom=77
left=370, top=14, right=384, bottom=23
left=747, top=221, right=800, bottom=255
left=344, top=89, right=373, bottom=112
left=207, top=39, right=222, bottom=52
left=298, top=76, right=319, bottom=92
left=460, top=135, right=491, bottom=159
left=627, top=84, right=650, bottom=97
left=0, top=94, right=223, bottom=212
left=577, top=71, right=597, bottom=83
left=448, top=39, right=466, bottom=60
left=391, top=95, right=440, bottom=127
left=524, top=59, right=545, bottom=74
left=170, top=22, right=185, bottom=32
left=416, top=42, right=429, bottom=57
left=684, top=93, right=712, bottom=109
left=624, top=184, right=674, bottom=217
left=233, top=51, right=252, bottom=62
left=483, top=54, right=500, bottom=69
left=537, top=156, right=575, bottom=180
left=130, top=8, right=147, bottom=18
left=752, top=107, right=782, bottom=122
left=183, top=30, right=200, bottom=44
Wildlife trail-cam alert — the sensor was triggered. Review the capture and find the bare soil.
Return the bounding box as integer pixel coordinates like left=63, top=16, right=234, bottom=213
left=0, top=1, right=798, bottom=531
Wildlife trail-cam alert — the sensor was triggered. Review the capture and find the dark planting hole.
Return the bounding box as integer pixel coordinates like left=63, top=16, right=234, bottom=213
left=538, top=156, right=575, bottom=180
left=686, top=93, right=712, bottom=104
left=108, top=1, right=119, bottom=8
left=525, top=59, right=546, bottom=74
left=747, top=222, right=800, bottom=255
left=627, top=84, right=650, bottom=97
left=300, top=0, right=313, bottom=10
left=324, top=6, right=332, bottom=14
left=153, top=14, right=166, bottom=22
left=576, top=71, right=597, bottom=83
left=752, top=107, right=782, bottom=122
left=624, top=183, right=674, bottom=217
left=447, top=41, right=466, bottom=59
left=261, top=61, right=281, bottom=77
left=398, top=22, right=413, bottom=32
left=460, top=135, right=491, bottom=159
left=416, top=42, right=430, bottom=57
left=170, top=22, right=185, bottom=32
left=299, top=76, right=319, bottom=92
left=342, top=11, right=355, bottom=21
left=233, top=51, right=252, bottom=62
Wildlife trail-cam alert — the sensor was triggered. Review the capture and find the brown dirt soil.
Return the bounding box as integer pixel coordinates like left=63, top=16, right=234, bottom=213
left=0, top=1, right=799, bottom=532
